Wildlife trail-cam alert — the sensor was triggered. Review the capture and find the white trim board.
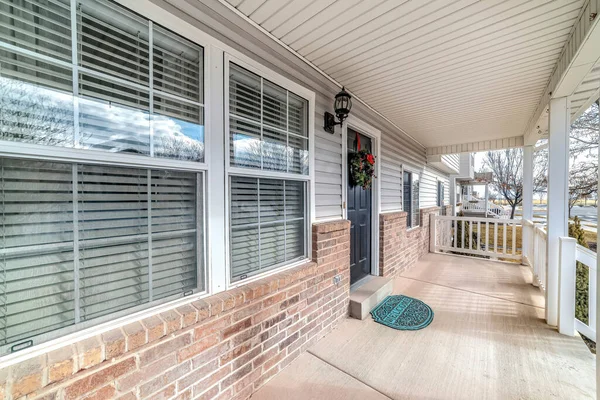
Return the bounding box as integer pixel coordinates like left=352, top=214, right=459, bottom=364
left=426, top=136, right=525, bottom=156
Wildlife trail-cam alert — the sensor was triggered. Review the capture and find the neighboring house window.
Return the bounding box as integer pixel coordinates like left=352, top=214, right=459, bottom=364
left=403, top=171, right=420, bottom=228
left=228, top=62, right=310, bottom=283
left=437, top=181, right=445, bottom=207
left=0, top=0, right=205, bottom=354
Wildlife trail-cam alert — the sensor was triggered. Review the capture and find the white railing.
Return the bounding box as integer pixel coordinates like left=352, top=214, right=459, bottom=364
left=558, top=237, right=597, bottom=341
left=462, top=195, right=511, bottom=219
left=430, top=214, right=522, bottom=261
left=522, top=220, right=548, bottom=290
left=434, top=216, right=598, bottom=341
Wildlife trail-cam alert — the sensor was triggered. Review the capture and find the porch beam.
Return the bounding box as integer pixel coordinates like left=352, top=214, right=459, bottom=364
left=522, top=145, right=534, bottom=265
left=546, top=96, right=570, bottom=327
left=426, top=136, right=524, bottom=156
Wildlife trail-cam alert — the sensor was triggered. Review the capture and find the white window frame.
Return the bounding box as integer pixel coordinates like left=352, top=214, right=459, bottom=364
left=437, top=180, right=445, bottom=207
left=0, top=0, right=211, bottom=361
left=402, top=167, right=421, bottom=229
left=223, top=54, right=316, bottom=289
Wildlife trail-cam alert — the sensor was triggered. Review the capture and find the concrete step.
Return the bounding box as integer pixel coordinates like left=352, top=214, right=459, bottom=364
left=349, top=277, right=393, bottom=320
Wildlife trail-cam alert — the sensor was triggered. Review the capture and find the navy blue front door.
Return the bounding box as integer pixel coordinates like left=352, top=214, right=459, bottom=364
left=347, top=129, right=372, bottom=284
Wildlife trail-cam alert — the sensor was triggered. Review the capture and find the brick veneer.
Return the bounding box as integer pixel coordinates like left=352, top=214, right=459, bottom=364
left=0, top=220, right=350, bottom=400
left=379, top=207, right=440, bottom=278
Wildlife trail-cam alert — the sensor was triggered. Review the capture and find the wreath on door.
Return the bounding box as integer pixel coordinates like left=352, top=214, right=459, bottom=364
left=349, top=133, right=376, bottom=189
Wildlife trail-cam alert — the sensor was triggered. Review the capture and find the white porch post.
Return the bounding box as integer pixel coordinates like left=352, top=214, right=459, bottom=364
left=522, top=145, right=534, bottom=263
left=546, top=96, right=570, bottom=327
left=484, top=185, right=489, bottom=216
left=450, top=177, right=457, bottom=215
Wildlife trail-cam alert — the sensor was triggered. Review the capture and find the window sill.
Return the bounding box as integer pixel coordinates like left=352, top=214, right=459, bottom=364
left=0, top=288, right=210, bottom=369
left=227, top=258, right=313, bottom=290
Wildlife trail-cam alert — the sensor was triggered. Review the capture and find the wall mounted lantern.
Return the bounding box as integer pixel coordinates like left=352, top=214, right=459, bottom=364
left=324, top=87, right=352, bottom=134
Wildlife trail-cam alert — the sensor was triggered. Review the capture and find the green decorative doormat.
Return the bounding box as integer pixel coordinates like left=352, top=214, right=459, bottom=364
left=370, top=295, right=434, bottom=330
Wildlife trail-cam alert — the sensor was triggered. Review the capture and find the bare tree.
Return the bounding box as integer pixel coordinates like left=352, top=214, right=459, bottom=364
left=482, top=149, right=522, bottom=219
left=570, top=101, right=599, bottom=158
left=481, top=148, right=547, bottom=219
left=568, top=101, right=599, bottom=215
left=569, top=161, right=597, bottom=215
left=0, top=78, right=74, bottom=146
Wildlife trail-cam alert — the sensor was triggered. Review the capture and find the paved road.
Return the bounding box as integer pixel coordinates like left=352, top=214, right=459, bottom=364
left=513, top=205, right=598, bottom=233
left=571, top=205, right=598, bottom=224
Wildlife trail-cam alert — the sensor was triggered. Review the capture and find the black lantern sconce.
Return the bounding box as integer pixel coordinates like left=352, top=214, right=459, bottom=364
left=324, top=87, right=352, bottom=134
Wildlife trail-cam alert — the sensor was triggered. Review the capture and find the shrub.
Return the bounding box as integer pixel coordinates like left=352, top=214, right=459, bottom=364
left=569, top=217, right=589, bottom=324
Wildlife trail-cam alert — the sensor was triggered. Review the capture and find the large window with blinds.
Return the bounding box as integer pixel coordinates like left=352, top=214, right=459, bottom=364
left=0, top=0, right=206, bottom=354
left=403, top=170, right=420, bottom=228
left=227, top=61, right=310, bottom=283
left=0, top=158, right=203, bottom=352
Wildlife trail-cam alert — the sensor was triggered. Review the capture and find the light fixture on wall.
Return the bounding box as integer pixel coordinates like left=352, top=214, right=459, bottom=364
left=324, top=87, right=352, bottom=134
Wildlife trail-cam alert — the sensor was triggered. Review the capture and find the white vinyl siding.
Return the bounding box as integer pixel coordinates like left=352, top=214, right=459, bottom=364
left=227, top=61, right=310, bottom=283
left=441, top=154, right=460, bottom=172
left=421, top=167, right=449, bottom=209
left=380, top=150, right=403, bottom=213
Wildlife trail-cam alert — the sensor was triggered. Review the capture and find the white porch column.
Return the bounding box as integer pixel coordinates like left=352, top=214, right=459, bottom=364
left=522, top=145, right=534, bottom=263
left=484, top=185, right=489, bottom=216
left=546, top=96, right=570, bottom=327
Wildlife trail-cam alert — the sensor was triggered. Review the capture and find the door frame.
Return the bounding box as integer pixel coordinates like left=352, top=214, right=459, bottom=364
left=342, top=115, right=381, bottom=277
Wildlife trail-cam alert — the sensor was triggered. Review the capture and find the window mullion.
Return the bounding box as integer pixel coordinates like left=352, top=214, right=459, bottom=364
left=286, top=91, right=289, bottom=174
left=260, top=78, right=264, bottom=170
left=257, top=178, right=262, bottom=271
left=149, top=21, right=154, bottom=157
left=72, top=164, right=80, bottom=323
left=71, top=0, right=80, bottom=148
left=1, top=163, right=6, bottom=344
left=283, top=181, right=287, bottom=261
left=196, top=172, right=203, bottom=291
left=147, top=169, right=153, bottom=302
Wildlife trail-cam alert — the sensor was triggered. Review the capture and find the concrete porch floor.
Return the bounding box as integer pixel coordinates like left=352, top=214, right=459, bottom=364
left=252, top=253, right=596, bottom=400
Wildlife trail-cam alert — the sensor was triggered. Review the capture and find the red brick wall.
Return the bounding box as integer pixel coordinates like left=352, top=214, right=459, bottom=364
left=379, top=207, right=440, bottom=278
left=1, top=220, right=350, bottom=400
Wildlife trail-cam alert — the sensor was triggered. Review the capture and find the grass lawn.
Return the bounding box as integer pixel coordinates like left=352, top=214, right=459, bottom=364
left=583, top=230, right=597, bottom=252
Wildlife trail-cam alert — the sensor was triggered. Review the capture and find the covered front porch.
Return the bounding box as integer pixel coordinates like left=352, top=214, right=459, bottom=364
left=254, top=253, right=595, bottom=399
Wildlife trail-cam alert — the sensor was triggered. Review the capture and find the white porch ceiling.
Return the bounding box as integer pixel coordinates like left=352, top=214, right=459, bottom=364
left=223, top=0, right=586, bottom=147
left=570, top=60, right=600, bottom=121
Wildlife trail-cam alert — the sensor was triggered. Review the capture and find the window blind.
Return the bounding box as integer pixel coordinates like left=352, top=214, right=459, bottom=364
left=0, top=158, right=75, bottom=347
left=412, top=174, right=420, bottom=227
left=78, top=0, right=150, bottom=85
left=150, top=169, right=200, bottom=300
left=229, top=62, right=309, bottom=175
left=0, top=0, right=72, bottom=61
left=403, top=171, right=412, bottom=227
left=230, top=176, right=305, bottom=282
left=403, top=171, right=420, bottom=228
left=0, top=157, right=203, bottom=354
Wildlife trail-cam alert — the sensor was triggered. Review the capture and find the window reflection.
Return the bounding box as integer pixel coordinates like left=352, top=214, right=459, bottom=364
left=0, top=76, right=74, bottom=147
